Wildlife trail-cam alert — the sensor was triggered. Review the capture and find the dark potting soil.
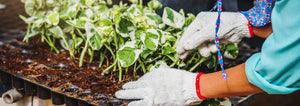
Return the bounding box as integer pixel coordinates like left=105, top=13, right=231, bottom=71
left=0, top=38, right=138, bottom=105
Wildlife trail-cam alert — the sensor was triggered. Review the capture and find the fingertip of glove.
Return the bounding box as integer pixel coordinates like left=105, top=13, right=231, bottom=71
left=208, top=44, right=218, bottom=53
left=114, top=90, right=124, bottom=98
left=122, top=81, right=138, bottom=89
left=198, top=47, right=211, bottom=57
left=183, top=41, right=196, bottom=51
left=178, top=52, right=189, bottom=60
left=175, top=45, right=185, bottom=55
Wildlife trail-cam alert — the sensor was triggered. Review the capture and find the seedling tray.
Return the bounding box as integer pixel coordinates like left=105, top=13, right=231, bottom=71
left=0, top=38, right=138, bottom=106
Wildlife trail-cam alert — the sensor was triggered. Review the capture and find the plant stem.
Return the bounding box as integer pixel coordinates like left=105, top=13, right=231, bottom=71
left=119, top=37, right=125, bottom=45
left=104, top=44, right=115, bottom=61
left=118, top=61, right=123, bottom=81
left=136, top=64, right=141, bottom=71
left=170, top=58, right=179, bottom=68
left=113, top=32, right=119, bottom=49
left=98, top=50, right=106, bottom=67
left=188, top=57, right=207, bottom=72
left=133, top=62, right=137, bottom=79
left=88, top=48, right=94, bottom=63
left=178, top=60, right=182, bottom=69
left=138, top=58, right=146, bottom=73
left=25, top=24, right=31, bottom=42
left=183, top=53, right=197, bottom=69
left=71, top=30, right=76, bottom=53
left=44, top=35, right=60, bottom=53
left=139, top=0, right=143, bottom=6
left=76, top=28, right=86, bottom=41
left=125, top=67, right=129, bottom=73
left=103, top=59, right=117, bottom=72
left=144, top=55, right=161, bottom=63
left=62, top=37, right=75, bottom=58
left=79, top=40, right=89, bottom=67
left=104, top=44, right=116, bottom=71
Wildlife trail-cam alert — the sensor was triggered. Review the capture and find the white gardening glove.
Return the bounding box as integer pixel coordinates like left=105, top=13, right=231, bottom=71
left=115, top=63, right=202, bottom=106
left=176, top=12, right=252, bottom=59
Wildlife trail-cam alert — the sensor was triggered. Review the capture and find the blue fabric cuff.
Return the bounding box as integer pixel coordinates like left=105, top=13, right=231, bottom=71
left=245, top=53, right=300, bottom=94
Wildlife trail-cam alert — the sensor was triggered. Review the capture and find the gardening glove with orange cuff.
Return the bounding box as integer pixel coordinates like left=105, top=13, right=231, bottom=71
left=176, top=12, right=253, bottom=59
left=115, top=63, right=203, bottom=106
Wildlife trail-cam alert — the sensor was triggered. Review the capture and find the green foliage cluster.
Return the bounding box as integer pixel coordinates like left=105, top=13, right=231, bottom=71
left=20, top=0, right=238, bottom=81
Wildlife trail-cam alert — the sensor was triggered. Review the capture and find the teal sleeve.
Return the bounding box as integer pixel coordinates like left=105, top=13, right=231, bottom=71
left=245, top=0, right=300, bottom=94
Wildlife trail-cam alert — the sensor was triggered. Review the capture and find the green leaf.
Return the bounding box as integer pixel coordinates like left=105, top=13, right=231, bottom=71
left=113, top=13, right=121, bottom=24
left=46, top=0, right=59, bottom=7
left=66, top=19, right=86, bottom=29
left=107, top=0, right=112, bottom=5
left=46, top=12, right=59, bottom=25
left=135, top=30, right=145, bottom=40
left=85, top=22, right=100, bottom=40
left=31, top=18, right=45, bottom=30
left=24, top=0, right=35, bottom=16
left=23, top=31, right=39, bottom=42
left=162, top=44, right=175, bottom=54
left=147, top=64, right=154, bottom=71
left=35, top=0, right=43, bottom=9
left=60, top=38, right=73, bottom=50
left=117, top=40, right=141, bottom=67
left=141, top=49, right=152, bottom=59
left=93, top=5, right=108, bottom=13
left=89, top=30, right=103, bottom=50
left=19, top=15, right=35, bottom=24
left=127, top=4, right=143, bottom=18
left=146, top=14, right=164, bottom=28
left=85, top=22, right=103, bottom=50
left=59, top=21, right=73, bottom=33
left=81, top=8, right=94, bottom=19
left=203, top=56, right=217, bottom=69
left=225, top=43, right=239, bottom=51
left=85, top=0, right=95, bottom=6
left=147, top=32, right=159, bottom=39
left=67, top=0, right=80, bottom=5
left=184, top=13, right=195, bottom=28
left=96, top=18, right=113, bottom=36
left=97, top=19, right=112, bottom=26
left=223, top=43, right=239, bottom=59
left=96, top=26, right=113, bottom=36
left=164, top=32, right=177, bottom=42
left=68, top=4, right=80, bottom=18
left=74, top=37, right=84, bottom=48
left=59, top=4, right=80, bottom=19
left=162, top=7, right=185, bottom=28
left=144, top=38, right=157, bottom=51
left=179, top=9, right=185, bottom=16
left=48, top=26, right=66, bottom=38
left=142, top=29, right=161, bottom=51
left=132, top=15, right=147, bottom=24
left=147, top=0, right=162, bottom=10
left=165, top=8, right=174, bottom=22
left=60, top=37, right=84, bottom=50
left=128, top=0, right=139, bottom=4
left=117, top=47, right=136, bottom=67
left=146, top=14, right=163, bottom=24
left=116, top=18, right=135, bottom=37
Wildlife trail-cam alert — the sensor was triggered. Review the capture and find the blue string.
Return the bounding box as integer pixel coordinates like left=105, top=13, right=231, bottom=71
left=214, top=0, right=228, bottom=80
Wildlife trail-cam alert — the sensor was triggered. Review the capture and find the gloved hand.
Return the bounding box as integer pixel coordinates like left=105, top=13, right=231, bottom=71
left=115, top=63, right=203, bottom=106
left=176, top=12, right=252, bottom=59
